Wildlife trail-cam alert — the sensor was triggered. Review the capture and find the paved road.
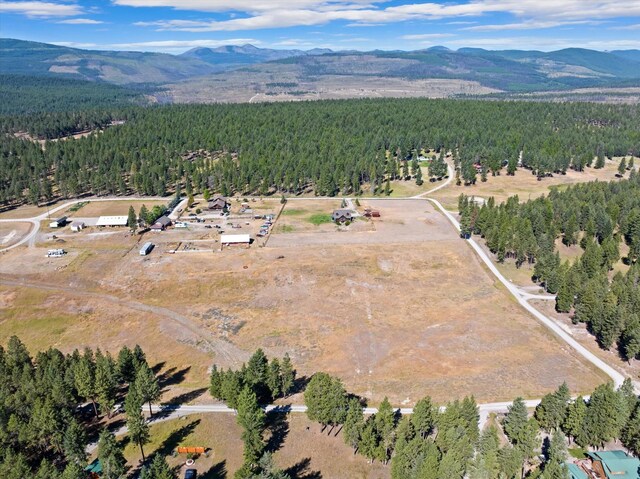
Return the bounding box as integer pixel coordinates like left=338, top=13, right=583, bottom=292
left=0, top=196, right=183, bottom=253
left=86, top=397, right=544, bottom=453
left=426, top=197, right=626, bottom=389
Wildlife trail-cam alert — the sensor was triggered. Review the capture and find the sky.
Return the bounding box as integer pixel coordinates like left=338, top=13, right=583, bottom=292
left=1, top=0, right=640, bottom=54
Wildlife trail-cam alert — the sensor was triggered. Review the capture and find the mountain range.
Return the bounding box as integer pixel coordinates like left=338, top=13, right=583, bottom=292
left=2, top=38, right=640, bottom=102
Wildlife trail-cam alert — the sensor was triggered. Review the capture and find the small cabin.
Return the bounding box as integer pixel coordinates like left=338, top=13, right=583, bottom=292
left=49, top=216, right=67, bottom=228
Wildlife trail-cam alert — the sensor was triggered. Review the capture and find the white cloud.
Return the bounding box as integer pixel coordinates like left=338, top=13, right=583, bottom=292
left=124, top=1, right=640, bottom=32
left=401, top=33, right=454, bottom=40
left=463, top=19, right=600, bottom=31
left=57, top=18, right=104, bottom=24
left=0, top=1, right=83, bottom=17
left=615, top=23, right=640, bottom=30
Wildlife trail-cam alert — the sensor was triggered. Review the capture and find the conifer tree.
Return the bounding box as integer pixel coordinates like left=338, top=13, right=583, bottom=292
left=236, top=387, right=266, bottom=469
left=134, top=362, right=161, bottom=416
left=412, top=396, right=437, bottom=439
left=280, top=353, right=295, bottom=398
left=74, top=350, right=97, bottom=417
left=618, top=157, right=627, bottom=177
left=343, top=397, right=364, bottom=454
left=127, top=205, right=137, bottom=233
left=98, top=429, right=126, bottom=479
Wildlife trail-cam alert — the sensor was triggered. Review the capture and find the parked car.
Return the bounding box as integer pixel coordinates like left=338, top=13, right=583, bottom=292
left=204, top=225, right=212, bottom=229
left=184, top=469, right=197, bottom=479
left=188, top=213, right=196, bottom=217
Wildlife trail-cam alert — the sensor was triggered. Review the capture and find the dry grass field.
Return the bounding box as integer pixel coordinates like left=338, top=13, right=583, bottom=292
left=61, top=200, right=168, bottom=218
left=0, top=221, right=32, bottom=248
left=0, top=199, right=608, bottom=405
left=118, top=412, right=389, bottom=479
left=430, top=159, right=630, bottom=210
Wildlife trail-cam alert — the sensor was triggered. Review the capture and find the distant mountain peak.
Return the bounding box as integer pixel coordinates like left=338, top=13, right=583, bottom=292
left=426, top=46, right=451, bottom=52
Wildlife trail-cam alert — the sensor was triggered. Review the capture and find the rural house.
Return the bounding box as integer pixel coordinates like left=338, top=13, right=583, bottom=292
left=208, top=196, right=229, bottom=210
left=363, top=208, right=380, bottom=218
left=150, top=215, right=172, bottom=231
left=567, top=450, right=640, bottom=479
left=332, top=209, right=354, bottom=223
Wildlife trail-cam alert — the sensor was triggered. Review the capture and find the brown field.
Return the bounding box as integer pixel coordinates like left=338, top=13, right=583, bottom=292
left=430, top=159, right=632, bottom=210
left=118, top=412, right=389, bottom=479
left=0, top=202, right=56, bottom=219
left=61, top=200, right=169, bottom=218
left=0, top=221, right=32, bottom=248
left=0, top=199, right=608, bottom=405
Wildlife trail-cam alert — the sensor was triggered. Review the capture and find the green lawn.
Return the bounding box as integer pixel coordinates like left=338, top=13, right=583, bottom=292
left=568, top=447, right=587, bottom=459
left=307, top=213, right=333, bottom=225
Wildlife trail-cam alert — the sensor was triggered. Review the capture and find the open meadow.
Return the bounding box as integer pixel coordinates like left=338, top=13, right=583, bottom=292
left=0, top=198, right=609, bottom=406
left=430, top=159, right=629, bottom=210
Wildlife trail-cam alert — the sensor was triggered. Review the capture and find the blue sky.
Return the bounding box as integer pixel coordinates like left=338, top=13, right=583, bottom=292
left=1, top=0, right=640, bottom=53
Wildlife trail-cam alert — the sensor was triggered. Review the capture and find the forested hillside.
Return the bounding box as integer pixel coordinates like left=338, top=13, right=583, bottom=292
left=0, top=75, right=147, bottom=115
left=459, top=175, right=640, bottom=358
left=0, top=99, right=638, bottom=207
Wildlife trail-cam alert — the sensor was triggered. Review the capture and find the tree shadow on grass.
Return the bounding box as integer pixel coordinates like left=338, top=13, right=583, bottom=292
left=165, top=387, right=208, bottom=406
left=158, top=366, right=191, bottom=389
left=153, top=387, right=208, bottom=420
left=290, top=375, right=310, bottom=396
left=156, top=418, right=201, bottom=457
left=265, top=412, right=289, bottom=453
left=284, top=458, right=322, bottom=479
left=199, top=460, right=227, bottom=479
left=151, top=361, right=166, bottom=374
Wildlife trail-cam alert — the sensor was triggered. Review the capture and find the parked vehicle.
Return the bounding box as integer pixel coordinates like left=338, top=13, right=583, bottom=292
left=139, top=242, right=154, bottom=256
left=184, top=469, right=197, bottom=479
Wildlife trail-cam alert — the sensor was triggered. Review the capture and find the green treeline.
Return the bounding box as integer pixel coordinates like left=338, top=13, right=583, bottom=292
left=1, top=98, right=639, bottom=207
left=0, top=336, right=170, bottom=479
left=0, top=74, right=145, bottom=117
left=300, top=373, right=640, bottom=479
left=459, top=173, right=640, bottom=358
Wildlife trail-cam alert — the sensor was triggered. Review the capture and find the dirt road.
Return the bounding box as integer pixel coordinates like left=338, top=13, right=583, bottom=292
left=0, top=277, right=247, bottom=366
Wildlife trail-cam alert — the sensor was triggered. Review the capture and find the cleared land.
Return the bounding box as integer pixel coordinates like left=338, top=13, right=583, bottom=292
left=0, top=199, right=608, bottom=404
left=163, top=60, right=499, bottom=104
left=430, top=159, right=631, bottom=210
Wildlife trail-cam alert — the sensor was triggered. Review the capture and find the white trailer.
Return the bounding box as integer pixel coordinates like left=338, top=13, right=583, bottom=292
left=139, top=242, right=154, bottom=256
